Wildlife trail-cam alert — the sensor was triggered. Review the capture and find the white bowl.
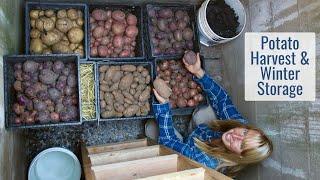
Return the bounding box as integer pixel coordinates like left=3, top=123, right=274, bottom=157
left=28, top=147, right=81, bottom=180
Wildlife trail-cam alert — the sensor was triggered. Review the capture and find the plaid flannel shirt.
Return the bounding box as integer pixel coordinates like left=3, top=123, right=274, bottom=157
left=152, top=73, right=248, bottom=169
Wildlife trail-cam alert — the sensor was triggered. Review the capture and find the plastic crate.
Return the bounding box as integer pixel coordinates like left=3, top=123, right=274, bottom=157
left=96, top=61, right=154, bottom=122
left=3, top=55, right=82, bottom=129
left=145, top=3, right=200, bottom=59
left=25, top=2, right=88, bottom=60
left=88, top=4, right=145, bottom=61
left=153, top=56, right=208, bottom=115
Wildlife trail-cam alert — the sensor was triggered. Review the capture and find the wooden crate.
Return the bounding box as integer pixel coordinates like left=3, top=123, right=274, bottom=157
left=81, top=138, right=230, bottom=180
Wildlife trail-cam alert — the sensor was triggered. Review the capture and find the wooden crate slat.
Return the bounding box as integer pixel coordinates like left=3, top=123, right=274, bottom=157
left=92, top=154, right=179, bottom=180
left=87, top=138, right=148, bottom=154
left=136, top=168, right=205, bottom=180
left=89, top=145, right=161, bottom=166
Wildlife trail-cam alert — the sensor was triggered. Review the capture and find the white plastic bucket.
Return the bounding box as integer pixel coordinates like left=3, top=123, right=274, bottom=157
left=197, top=0, right=246, bottom=46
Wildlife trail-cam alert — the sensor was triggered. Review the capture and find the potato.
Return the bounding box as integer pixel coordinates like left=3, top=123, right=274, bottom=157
left=39, top=10, right=45, bottom=17
left=183, top=28, right=194, bottom=41
left=141, top=70, right=149, bottom=77
left=119, top=74, right=133, bottom=90
left=100, top=85, right=108, bottom=92
left=93, top=26, right=104, bottom=38
left=112, top=91, right=124, bottom=104
left=50, top=16, right=57, bottom=23
left=45, top=10, right=55, bottom=17
left=30, top=10, right=40, bottom=19
left=124, top=98, right=133, bottom=104
left=76, top=18, right=84, bottom=26
left=139, top=86, right=151, bottom=102
left=56, top=18, right=73, bottom=33
left=113, top=35, right=124, bottom=48
left=92, top=9, right=108, bottom=21
left=137, top=66, right=144, bottom=72
left=69, top=43, right=79, bottom=51
left=57, top=9, right=67, bottom=18
left=153, top=78, right=172, bottom=99
left=123, top=91, right=134, bottom=102
left=112, top=71, right=123, bottom=83
left=68, top=27, right=84, bottom=43
left=105, top=66, right=118, bottom=81
left=126, top=14, right=137, bottom=26
left=110, top=82, right=119, bottom=91
left=74, top=48, right=84, bottom=57
left=67, top=9, right=78, bottom=20
left=30, top=29, right=41, bottom=39
left=136, top=84, right=145, bottom=92
left=123, top=105, right=139, bottom=117
left=42, top=18, right=55, bottom=31
left=101, top=110, right=115, bottom=118
left=99, top=65, right=109, bottom=73
left=104, top=93, right=114, bottom=105
left=121, top=65, right=136, bottom=72
left=31, top=19, right=36, bottom=28
left=52, top=42, right=73, bottom=53
left=112, top=10, right=126, bottom=22
left=112, top=22, right=126, bottom=35
left=42, top=48, right=52, bottom=54
left=30, top=38, right=43, bottom=54
left=114, top=102, right=125, bottom=112
left=125, top=26, right=138, bottom=38
left=35, top=18, right=45, bottom=31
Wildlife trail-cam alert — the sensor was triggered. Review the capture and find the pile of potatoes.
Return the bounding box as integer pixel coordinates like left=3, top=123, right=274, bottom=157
left=90, top=9, right=139, bottom=58
left=29, top=8, right=85, bottom=57
left=156, top=59, right=204, bottom=108
left=99, top=64, right=151, bottom=118
left=148, top=7, right=194, bottom=55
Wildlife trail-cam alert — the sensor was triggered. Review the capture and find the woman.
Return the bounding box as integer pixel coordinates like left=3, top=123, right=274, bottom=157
left=151, top=53, right=273, bottom=177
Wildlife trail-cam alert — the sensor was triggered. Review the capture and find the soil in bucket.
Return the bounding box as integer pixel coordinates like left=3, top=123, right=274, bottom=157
left=206, top=0, right=239, bottom=38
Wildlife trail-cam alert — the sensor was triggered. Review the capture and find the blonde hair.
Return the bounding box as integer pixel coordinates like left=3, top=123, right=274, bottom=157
left=194, top=120, right=273, bottom=177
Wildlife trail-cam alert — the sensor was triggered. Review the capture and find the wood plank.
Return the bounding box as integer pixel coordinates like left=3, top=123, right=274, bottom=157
left=159, top=145, right=230, bottom=180
left=137, top=168, right=205, bottom=180
left=81, top=144, right=95, bottom=180
left=92, top=154, right=178, bottom=180
left=89, top=145, right=160, bottom=166
left=87, top=138, right=148, bottom=154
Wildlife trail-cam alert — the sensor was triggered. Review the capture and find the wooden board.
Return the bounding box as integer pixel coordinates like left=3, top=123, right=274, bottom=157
left=92, top=154, right=179, bottom=180
left=81, top=144, right=95, bottom=180
left=137, top=168, right=205, bottom=180
left=87, top=138, right=148, bottom=154
left=89, top=145, right=161, bottom=166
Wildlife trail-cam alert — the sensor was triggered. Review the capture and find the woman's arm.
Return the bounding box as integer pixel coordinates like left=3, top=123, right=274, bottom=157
left=194, top=73, right=248, bottom=124
left=153, top=102, right=219, bottom=169
left=183, top=53, right=247, bottom=124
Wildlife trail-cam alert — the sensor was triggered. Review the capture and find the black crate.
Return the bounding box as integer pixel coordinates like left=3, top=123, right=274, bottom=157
left=25, top=2, right=88, bottom=60
left=79, top=60, right=98, bottom=121
left=145, top=3, right=200, bottom=59
left=3, top=55, right=82, bottom=129
left=88, top=4, right=145, bottom=61
left=96, top=61, right=154, bottom=122
left=153, top=56, right=208, bottom=115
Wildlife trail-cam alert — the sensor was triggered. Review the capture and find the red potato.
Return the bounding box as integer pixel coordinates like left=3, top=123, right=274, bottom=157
left=90, top=46, right=98, bottom=56
left=127, top=14, right=137, bottom=26
left=93, top=26, right=104, bottom=38
left=113, top=35, right=124, bottom=48
left=92, top=9, right=108, bottom=21
left=98, top=46, right=109, bottom=57
left=125, top=26, right=138, bottom=38
left=183, top=50, right=197, bottom=65
left=98, top=20, right=104, bottom=26
left=187, top=99, right=195, bottom=107
left=112, top=10, right=126, bottom=21
left=119, top=50, right=131, bottom=57
left=101, top=36, right=110, bottom=45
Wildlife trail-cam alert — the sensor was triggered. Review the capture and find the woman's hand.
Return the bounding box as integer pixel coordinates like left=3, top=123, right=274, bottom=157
left=153, top=89, right=169, bottom=104
left=183, top=53, right=205, bottom=79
